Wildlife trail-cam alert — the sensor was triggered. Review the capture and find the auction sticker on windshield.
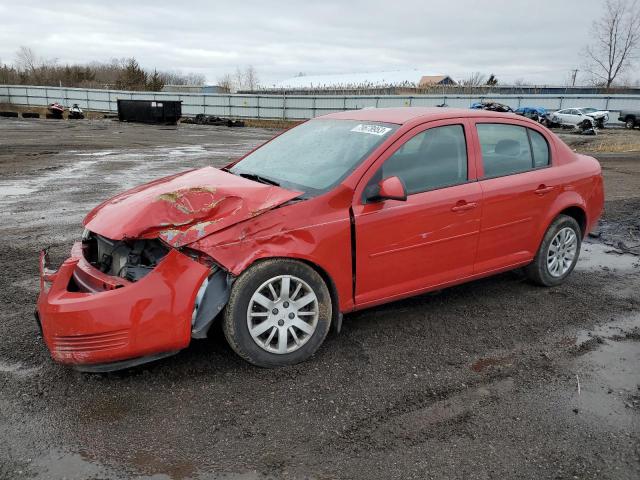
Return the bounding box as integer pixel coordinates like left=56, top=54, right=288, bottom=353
left=351, top=124, right=393, bottom=136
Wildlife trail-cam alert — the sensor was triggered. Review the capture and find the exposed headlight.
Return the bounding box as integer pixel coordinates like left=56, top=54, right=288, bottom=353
left=81, top=228, right=91, bottom=241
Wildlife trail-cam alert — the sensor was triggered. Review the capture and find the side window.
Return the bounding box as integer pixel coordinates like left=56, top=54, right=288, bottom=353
left=381, top=125, right=468, bottom=195
left=529, top=129, right=550, bottom=168
left=477, top=124, right=533, bottom=177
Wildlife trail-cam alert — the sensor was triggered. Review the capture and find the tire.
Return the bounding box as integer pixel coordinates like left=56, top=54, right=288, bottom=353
left=625, top=117, right=635, bottom=129
left=524, top=215, right=582, bottom=287
left=223, top=259, right=332, bottom=367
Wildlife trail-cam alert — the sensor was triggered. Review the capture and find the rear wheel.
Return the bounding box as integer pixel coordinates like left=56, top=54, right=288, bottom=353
left=525, top=215, right=581, bottom=286
left=223, top=259, right=332, bottom=367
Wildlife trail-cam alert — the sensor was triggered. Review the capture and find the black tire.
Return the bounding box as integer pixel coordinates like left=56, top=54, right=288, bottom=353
left=524, top=215, right=582, bottom=287
left=625, top=117, right=635, bottom=129
left=223, top=259, right=332, bottom=367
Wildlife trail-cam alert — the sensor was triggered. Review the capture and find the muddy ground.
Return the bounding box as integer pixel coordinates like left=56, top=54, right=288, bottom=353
left=0, top=118, right=638, bottom=480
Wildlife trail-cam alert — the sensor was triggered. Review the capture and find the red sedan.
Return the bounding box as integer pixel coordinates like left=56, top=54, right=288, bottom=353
left=36, top=108, right=604, bottom=371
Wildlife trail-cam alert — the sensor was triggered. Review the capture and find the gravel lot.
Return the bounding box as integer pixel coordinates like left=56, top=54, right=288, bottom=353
left=0, top=118, right=639, bottom=480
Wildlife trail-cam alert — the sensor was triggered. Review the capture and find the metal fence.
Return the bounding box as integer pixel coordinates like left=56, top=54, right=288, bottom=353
left=1, top=84, right=639, bottom=121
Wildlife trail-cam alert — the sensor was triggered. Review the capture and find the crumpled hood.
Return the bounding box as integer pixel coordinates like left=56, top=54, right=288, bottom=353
left=84, top=167, right=302, bottom=247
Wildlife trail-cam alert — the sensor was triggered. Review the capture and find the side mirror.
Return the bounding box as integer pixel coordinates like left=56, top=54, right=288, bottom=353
left=369, top=176, right=407, bottom=202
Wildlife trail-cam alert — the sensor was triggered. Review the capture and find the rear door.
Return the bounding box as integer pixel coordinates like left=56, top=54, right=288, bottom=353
left=352, top=120, right=482, bottom=307
left=471, top=121, right=559, bottom=273
left=565, top=109, right=581, bottom=126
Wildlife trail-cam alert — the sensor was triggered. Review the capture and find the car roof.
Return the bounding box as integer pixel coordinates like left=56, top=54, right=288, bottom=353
left=319, top=107, right=520, bottom=125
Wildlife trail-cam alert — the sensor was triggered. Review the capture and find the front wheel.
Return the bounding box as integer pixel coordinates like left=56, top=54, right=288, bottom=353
left=625, top=118, right=635, bottom=129
left=524, top=215, right=582, bottom=286
left=223, top=259, right=332, bottom=367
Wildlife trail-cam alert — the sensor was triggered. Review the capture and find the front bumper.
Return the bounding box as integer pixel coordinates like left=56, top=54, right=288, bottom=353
left=36, top=242, right=209, bottom=369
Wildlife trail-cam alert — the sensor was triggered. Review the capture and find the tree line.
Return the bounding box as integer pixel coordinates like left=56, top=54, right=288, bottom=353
left=0, top=46, right=206, bottom=91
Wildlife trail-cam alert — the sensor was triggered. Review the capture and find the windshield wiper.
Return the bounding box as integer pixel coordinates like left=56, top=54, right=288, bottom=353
left=236, top=172, right=281, bottom=186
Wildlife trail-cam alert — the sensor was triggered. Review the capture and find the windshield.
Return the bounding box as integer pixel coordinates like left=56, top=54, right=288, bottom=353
left=580, top=108, right=596, bottom=113
left=230, top=119, right=398, bottom=196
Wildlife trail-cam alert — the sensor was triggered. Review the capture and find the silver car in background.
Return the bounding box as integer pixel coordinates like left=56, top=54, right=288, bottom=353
left=550, top=107, right=609, bottom=129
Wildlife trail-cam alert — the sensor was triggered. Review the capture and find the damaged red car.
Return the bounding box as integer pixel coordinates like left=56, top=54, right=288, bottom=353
left=36, top=108, right=604, bottom=371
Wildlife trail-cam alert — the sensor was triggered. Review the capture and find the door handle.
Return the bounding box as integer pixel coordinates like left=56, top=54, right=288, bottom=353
left=534, top=184, right=554, bottom=195
left=451, top=201, right=477, bottom=212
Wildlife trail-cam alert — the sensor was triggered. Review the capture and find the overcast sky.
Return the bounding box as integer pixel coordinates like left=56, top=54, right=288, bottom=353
left=0, top=0, right=612, bottom=86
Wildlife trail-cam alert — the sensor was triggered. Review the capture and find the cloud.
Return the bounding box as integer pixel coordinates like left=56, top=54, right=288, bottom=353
left=0, top=0, right=604, bottom=85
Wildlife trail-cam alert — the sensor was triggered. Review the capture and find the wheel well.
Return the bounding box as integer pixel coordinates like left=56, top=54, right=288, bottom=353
left=626, top=115, right=636, bottom=122
left=299, top=259, right=342, bottom=327
left=558, top=206, right=587, bottom=237
left=245, top=257, right=341, bottom=323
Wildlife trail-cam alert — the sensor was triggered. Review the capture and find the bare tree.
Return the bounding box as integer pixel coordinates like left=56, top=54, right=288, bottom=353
left=233, top=66, right=245, bottom=91
left=14, top=46, right=38, bottom=74
left=224, top=65, right=260, bottom=92
left=461, top=72, right=487, bottom=87
left=244, top=65, right=259, bottom=91
left=583, top=0, right=640, bottom=87
left=159, top=70, right=206, bottom=86
left=217, top=73, right=234, bottom=92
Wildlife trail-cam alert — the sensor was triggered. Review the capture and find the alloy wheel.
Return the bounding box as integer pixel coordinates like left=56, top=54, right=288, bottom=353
left=546, top=227, right=578, bottom=277
left=246, top=275, right=319, bottom=354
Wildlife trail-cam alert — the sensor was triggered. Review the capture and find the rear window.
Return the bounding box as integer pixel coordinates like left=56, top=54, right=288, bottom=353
left=476, top=124, right=550, bottom=178
left=529, top=129, right=550, bottom=168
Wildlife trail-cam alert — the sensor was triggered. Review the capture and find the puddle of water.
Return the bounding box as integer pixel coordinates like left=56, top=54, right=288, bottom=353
left=572, top=314, right=640, bottom=428
left=29, top=449, right=117, bottom=480
left=28, top=448, right=282, bottom=480
left=74, top=150, right=116, bottom=157
left=573, top=340, right=640, bottom=426
left=167, top=146, right=208, bottom=156
left=576, top=242, right=639, bottom=273
left=576, top=314, right=640, bottom=345
left=0, top=185, right=37, bottom=197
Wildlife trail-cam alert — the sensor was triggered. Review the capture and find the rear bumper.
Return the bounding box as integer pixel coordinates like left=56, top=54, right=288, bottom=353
left=36, top=242, right=209, bottom=368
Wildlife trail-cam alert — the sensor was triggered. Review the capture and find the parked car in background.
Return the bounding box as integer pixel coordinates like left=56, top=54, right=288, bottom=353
left=514, top=106, right=547, bottom=123
left=36, top=108, right=604, bottom=372
left=577, top=108, right=609, bottom=128
left=618, top=109, right=640, bottom=129
left=549, top=108, right=597, bottom=129
left=470, top=101, right=514, bottom=112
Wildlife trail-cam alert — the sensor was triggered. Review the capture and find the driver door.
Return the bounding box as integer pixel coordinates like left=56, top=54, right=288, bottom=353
left=352, top=120, right=482, bottom=308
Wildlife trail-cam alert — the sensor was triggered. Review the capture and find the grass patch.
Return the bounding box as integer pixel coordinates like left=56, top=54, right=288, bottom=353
left=243, top=118, right=303, bottom=129
left=587, top=141, right=640, bottom=153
